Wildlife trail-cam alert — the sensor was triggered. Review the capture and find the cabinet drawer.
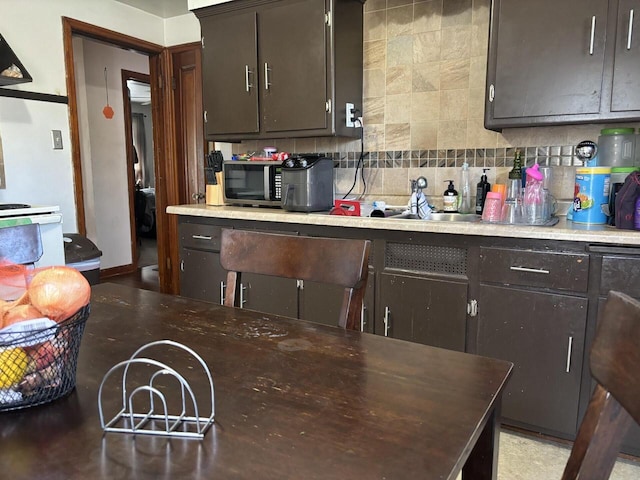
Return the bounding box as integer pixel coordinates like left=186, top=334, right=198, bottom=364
left=479, top=247, right=589, bottom=292
left=180, top=224, right=223, bottom=251
left=601, top=256, right=640, bottom=298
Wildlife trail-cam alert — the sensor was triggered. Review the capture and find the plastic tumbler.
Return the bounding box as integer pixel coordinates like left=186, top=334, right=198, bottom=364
left=482, top=192, right=503, bottom=223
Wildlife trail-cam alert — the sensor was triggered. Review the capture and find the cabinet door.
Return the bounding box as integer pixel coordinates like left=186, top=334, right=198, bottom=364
left=200, top=12, right=259, bottom=136
left=180, top=249, right=227, bottom=304
left=241, top=272, right=298, bottom=319
left=477, top=285, right=587, bottom=437
left=611, top=0, right=640, bottom=112
left=300, top=281, right=345, bottom=327
left=487, top=0, right=608, bottom=124
left=377, top=273, right=467, bottom=351
left=258, top=0, right=328, bottom=133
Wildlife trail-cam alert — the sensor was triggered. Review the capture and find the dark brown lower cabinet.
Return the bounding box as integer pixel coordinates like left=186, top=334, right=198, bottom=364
left=477, top=284, right=587, bottom=437
left=376, top=273, right=467, bottom=351
left=240, top=273, right=298, bottom=319
left=179, top=249, right=227, bottom=304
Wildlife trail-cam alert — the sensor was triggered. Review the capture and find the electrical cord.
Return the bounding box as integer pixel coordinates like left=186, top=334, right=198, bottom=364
left=342, top=111, right=366, bottom=199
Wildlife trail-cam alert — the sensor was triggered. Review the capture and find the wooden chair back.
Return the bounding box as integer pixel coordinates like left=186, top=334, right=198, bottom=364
left=0, top=224, right=43, bottom=265
left=219, top=229, right=371, bottom=330
left=561, top=290, right=640, bottom=480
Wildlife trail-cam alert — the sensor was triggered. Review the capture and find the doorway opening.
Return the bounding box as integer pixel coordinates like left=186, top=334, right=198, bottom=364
left=123, top=71, right=158, bottom=273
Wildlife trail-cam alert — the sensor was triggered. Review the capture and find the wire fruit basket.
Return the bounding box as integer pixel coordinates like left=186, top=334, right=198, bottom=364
left=0, top=304, right=90, bottom=411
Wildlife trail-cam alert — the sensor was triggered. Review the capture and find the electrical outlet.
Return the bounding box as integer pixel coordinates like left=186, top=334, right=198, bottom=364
left=345, top=102, right=355, bottom=128
left=51, top=130, right=63, bottom=150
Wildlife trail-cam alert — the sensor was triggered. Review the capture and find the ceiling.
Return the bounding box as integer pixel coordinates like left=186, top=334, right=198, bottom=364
left=113, top=0, right=190, bottom=18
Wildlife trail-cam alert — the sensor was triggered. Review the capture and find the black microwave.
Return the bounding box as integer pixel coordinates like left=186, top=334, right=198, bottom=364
left=223, top=161, right=282, bottom=206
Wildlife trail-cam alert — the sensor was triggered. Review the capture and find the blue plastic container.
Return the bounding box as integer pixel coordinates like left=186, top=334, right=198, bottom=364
left=572, top=167, right=611, bottom=224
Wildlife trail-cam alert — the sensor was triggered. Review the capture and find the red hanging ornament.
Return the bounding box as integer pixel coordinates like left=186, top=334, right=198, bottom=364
left=102, top=67, right=114, bottom=119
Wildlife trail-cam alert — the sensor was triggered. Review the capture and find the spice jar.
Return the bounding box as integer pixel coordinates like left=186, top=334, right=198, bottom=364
left=482, top=192, right=503, bottom=223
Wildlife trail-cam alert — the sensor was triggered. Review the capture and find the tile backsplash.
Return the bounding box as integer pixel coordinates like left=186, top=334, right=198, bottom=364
left=228, top=0, right=639, bottom=207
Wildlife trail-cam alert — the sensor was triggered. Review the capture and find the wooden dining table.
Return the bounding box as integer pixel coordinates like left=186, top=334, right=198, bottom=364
left=1, top=283, right=512, bottom=480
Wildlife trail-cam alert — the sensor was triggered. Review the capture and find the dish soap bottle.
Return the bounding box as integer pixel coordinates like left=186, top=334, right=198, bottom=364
left=475, top=168, right=491, bottom=215
left=443, top=180, right=459, bottom=212
left=459, top=161, right=471, bottom=213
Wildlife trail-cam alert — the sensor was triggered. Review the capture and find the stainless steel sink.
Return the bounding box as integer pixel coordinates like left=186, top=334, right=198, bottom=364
left=388, top=212, right=482, bottom=222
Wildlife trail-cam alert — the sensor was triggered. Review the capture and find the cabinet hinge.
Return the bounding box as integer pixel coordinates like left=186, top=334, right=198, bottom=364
left=158, top=75, right=163, bottom=90
left=325, top=99, right=332, bottom=113
left=325, top=11, right=331, bottom=27
left=171, top=77, right=177, bottom=90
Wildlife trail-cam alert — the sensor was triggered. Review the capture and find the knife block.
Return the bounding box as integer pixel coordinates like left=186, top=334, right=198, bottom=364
left=205, top=172, right=224, bottom=206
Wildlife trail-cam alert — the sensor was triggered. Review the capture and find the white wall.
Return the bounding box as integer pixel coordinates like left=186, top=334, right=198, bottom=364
left=0, top=0, right=164, bottom=233
left=76, top=38, right=149, bottom=270
left=165, top=13, right=200, bottom=46
left=0, top=0, right=200, bottom=268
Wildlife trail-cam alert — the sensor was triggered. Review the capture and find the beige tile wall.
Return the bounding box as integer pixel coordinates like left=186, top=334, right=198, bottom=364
left=231, top=0, right=639, bottom=206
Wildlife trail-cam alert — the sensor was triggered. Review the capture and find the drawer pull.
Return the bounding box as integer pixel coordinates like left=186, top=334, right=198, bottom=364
left=589, top=15, right=596, bottom=55
left=509, top=266, right=550, bottom=275
left=240, top=283, right=247, bottom=307
left=383, top=306, right=391, bottom=337
left=565, top=336, right=574, bottom=373
left=192, top=234, right=212, bottom=240
left=220, top=281, right=226, bottom=305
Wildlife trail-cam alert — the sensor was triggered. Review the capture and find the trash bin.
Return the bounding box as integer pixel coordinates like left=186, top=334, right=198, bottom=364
left=63, top=234, right=102, bottom=285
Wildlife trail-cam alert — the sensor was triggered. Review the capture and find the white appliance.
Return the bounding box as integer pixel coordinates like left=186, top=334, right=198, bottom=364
left=0, top=204, right=65, bottom=267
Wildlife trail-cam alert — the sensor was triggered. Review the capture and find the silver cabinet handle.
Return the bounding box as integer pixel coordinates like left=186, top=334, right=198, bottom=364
left=180, top=260, right=184, bottom=272
left=220, top=281, right=226, bottom=305
left=509, top=266, right=550, bottom=274
left=628, top=9, right=635, bottom=50
left=203, top=110, right=208, bottom=123
left=489, top=84, right=495, bottom=102
left=361, top=304, right=366, bottom=332
left=589, top=15, right=596, bottom=55
left=240, top=283, right=247, bottom=307
left=383, top=306, right=391, bottom=337
left=245, top=65, right=253, bottom=92
left=467, top=299, right=478, bottom=317
left=264, top=62, right=271, bottom=90
left=565, top=336, right=574, bottom=373
left=191, top=234, right=212, bottom=240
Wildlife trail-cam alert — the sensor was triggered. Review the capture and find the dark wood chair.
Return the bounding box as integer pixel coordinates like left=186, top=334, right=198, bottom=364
left=219, top=229, right=370, bottom=330
left=561, top=290, right=640, bottom=480
left=0, top=223, right=43, bottom=265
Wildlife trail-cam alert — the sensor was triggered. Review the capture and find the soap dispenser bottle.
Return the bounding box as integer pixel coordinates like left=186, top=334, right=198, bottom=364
left=443, top=180, right=459, bottom=212
left=475, top=168, right=491, bottom=215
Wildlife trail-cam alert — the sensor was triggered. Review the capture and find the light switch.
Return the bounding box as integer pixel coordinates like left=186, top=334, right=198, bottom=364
left=51, top=130, right=63, bottom=150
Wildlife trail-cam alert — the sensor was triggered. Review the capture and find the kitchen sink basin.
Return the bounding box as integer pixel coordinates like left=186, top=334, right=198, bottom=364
left=388, top=212, right=482, bottom=222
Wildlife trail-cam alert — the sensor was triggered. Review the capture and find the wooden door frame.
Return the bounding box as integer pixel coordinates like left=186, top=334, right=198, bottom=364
left=62, top=17, right=181, bottom=294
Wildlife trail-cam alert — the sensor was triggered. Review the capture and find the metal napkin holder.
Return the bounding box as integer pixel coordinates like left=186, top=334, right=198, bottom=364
left=98, top=340, right=215, bottom=439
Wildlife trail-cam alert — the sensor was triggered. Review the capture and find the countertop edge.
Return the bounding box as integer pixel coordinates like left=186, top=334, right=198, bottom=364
left=166, top=205, right=640, bottom=246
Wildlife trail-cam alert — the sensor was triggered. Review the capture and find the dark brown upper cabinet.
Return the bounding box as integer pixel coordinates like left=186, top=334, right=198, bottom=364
left=485, top=0, right=640, bottom=131
left=0, top=33, right=32, bottom=86
left=195, top=0, right=363, bottom=141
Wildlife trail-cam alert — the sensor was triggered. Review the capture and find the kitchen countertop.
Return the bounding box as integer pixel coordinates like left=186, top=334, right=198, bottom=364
left=167, top=204, right=640, bottom=246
